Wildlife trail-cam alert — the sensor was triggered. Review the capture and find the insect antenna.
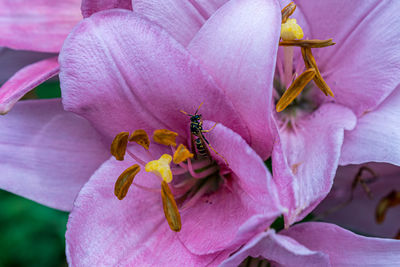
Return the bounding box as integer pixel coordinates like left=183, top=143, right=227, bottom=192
left=194, top=102, right=204, bottom=115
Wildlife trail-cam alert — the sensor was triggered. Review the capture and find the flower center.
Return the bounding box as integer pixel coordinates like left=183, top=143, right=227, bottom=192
left=109, top=108, right=229, bottom=232
left=274, top=2, right=336, bottom=127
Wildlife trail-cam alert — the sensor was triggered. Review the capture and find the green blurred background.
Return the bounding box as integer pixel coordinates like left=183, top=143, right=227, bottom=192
left=0, top=81, right=68, bottom=267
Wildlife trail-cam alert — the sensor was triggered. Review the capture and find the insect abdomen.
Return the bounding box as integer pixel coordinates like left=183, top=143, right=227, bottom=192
left=195, top=137, right=207, bottom=157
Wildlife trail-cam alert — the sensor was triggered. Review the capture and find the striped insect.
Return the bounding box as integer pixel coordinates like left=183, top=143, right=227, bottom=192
left=180, top=103, right=229, bottom=166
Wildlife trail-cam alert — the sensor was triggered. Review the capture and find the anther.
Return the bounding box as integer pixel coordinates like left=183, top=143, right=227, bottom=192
left=111, top=132, right=129, bottom=161
left=153, top=129, right=178, bottom=147
left=173, top=144, right=194, bottom=164
left=145, top=154, right=173, bottom=183
left=129, top=129, right=150, bottom=150
left=301, top=47, right=334, bottom=97
left=281, top=2, right=296, bottom=24
left=276, top=68, right=316, bottom=112
left=279, top=39, right=335, bottom=48
left=161, top=181, right=182, bottom=232
left=114, top=164, right=141, bottom=200
left=281, top=18, right=304, bottom=41
left=375, top=190, right=400, bottom=224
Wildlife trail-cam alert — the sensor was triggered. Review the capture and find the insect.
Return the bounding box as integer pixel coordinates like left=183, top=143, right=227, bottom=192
left=180, top=103, right=229, bottom=166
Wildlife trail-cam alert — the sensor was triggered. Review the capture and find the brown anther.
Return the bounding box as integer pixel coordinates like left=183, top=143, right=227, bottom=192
left=280, top=39, right=335, bottom=48
left=350, top=166, right=378, bottom=200
left=281, top=2, right=296, bottom=24
left=375, top=190, right=400, bottom=224
left=111, top=132, right=129, bottom=161
left=173, top=144, right=194, bottom=164
left=161, top=181, right=182, bottom=232
left=114, top=164, right=141, bottom=200
left=129, top=129, right=150, bottom=150
left=276, top=68, right=316, bottom=112
left=395, top=229, right=400, bottom=240
left=301, top=47, right=334, bottom=97
left=153, top=129, right=178, bottom=147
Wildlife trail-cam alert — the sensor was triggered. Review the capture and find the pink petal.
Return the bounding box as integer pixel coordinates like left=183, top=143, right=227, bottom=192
left=81, top=0, right=132, bottom=18
left=220, top=230, right=329, bottom=267
left=315, top=163, right=400, bottom=238
left=340, top=86, right=400, bottom=166
left=177, top=123, right=282, bottom=254
left=0, top=57, right=59, bottom=114
left=281, top=222, right=400, bottom=266
left=132, top=0, right=228, bottom=46
left=59, top=10, right=249, bottom=143
left=295, top=0, right=400, bottom=116
left=0, top=99, right=109, bottom=211
left=272, top=104, right=356, bottom=225
left=66, top=157, right=232, bottom=266
left=0, top=0, right=82, bottom=53
left=188, top=0, right=281, bottom=159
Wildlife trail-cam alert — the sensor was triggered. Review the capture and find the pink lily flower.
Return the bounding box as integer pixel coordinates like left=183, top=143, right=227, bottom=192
left=2, top=0, right=284, bottom=265
left=315, top=163, right=400, bottom=239
left=269, top=0, right=400, bottom=226
left=220, top=222, right=400, bottom=266
left=0, top=0, right=133, bottom=114
left=58, top=0, right=284, bottom=263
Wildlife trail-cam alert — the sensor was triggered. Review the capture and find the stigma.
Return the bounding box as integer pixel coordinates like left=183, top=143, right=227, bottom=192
left=280, top=18, right=303, bottom=41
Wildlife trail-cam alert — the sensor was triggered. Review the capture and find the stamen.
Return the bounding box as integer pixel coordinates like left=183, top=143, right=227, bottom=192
left=281, top=2, right=296, bottom=24
left=276, top=68, right=316, bottom=112
left=153, top=129, right=178, bottom=147
left=129, top=129, right=150, bottom=150
left=114, top=164, right=141, bottom=200
left=279, top=39, right=335, bottom=48
left=126, top=149, right=147, bottom=166
left=375, top=190, right=400, bottom=224
left=111, top=132, right=129, bottom=161
left=145, top=154, right=173, bottom=183
left=173, top=144, right=194, bottom=164
left=280, top=18, right=304, bottom=41
left=161, top=181, right=182, bottom=232
left=301, top=47, right=334, bottom=97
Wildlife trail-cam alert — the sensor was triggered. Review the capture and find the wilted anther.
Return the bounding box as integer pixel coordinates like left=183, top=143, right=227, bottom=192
left=301, top=47, right=334, bottom=97
left=276, top=68, right=316, bottom=112
left=281, top=2, right=296, bottom=24
left=129, top=129, right=150, bottom=150
left=145, top=154, right=173, bottom=183
left=114, top=164, right=141, bottom=200
left=161, top=181, right=182, bottom=232
left=111, top=132, right=129, bottom=161
left=375, top=190, right=400, bottom=224
left=173, top=144, right=194, bottom=164
left=153, top=129, right=178, bottom=147
left=279, top=39, right=335, bottom=48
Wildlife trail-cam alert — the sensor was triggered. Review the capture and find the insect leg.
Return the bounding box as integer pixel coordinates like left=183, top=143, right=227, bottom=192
left=202, top=122, right=218, bottom=133
left=206, top=142, right=229, bottom=167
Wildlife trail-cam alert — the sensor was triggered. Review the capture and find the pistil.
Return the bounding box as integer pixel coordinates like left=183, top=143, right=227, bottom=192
left=276, top=2, right=335, bottom=112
